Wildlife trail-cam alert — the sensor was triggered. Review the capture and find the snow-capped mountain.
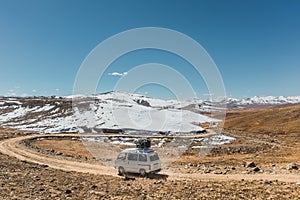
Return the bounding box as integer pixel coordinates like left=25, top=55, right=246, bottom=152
left=225, top=96, right=300, bottom=107
left=0, top=91, right=216, bottom=134
left=1, top=92, right=299, bottom=134
left=71, top=91, right=218, bottom=133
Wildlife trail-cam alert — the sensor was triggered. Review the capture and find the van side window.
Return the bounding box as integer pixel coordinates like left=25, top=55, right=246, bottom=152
left=138, top=154, right=147, bottom=162
left=128, top=153, right=138, bottom=161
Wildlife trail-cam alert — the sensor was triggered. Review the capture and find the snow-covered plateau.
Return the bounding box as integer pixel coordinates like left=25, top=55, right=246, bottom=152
left=1, top=92, right=299, bottom=135
left=0, top=92, right=218, bottom=134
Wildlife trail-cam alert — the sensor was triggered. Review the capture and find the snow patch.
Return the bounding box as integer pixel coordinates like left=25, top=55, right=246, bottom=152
left=201, top=134, right=235, bottom=145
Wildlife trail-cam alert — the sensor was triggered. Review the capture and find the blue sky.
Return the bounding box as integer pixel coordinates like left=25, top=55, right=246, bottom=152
left=0, top=0, right=299, bottom=99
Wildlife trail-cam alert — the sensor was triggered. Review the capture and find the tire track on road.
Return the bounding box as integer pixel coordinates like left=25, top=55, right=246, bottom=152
left=1, top=134, right=300, bottom=183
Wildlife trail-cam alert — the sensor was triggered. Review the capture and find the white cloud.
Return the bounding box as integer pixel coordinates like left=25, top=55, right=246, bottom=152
left=108, top=72, right=128, bottom=77
left=6, top=89, right=16, bottom=96
left=32, top=89, right=37, bottom=93
left=55, top=88, right=60, bottom=92
left=6, top=92, right=16, bottom=96
left=5, top=87, right=21, bottom=96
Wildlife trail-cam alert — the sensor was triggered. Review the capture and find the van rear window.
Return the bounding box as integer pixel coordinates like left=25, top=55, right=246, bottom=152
left=150, top=153, right=159, bottom=161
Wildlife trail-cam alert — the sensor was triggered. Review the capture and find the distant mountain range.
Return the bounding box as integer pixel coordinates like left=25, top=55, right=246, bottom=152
left=0, top=91, right=299, bottom=134
left=225, top=96, right=300, bottom=106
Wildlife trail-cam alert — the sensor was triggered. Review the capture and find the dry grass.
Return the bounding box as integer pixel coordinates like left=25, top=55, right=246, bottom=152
left=224, top=104, right=300, bottom=134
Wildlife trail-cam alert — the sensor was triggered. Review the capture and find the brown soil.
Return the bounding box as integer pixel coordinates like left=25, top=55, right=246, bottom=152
left=1, top=104, right=300, bottom=199
left=31, top=138, right=94, bottom=160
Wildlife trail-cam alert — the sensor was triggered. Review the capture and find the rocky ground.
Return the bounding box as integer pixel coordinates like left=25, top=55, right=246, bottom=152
left=1, top=143, right=300, bottom=200
left=1, top=104, right=300, bottom=199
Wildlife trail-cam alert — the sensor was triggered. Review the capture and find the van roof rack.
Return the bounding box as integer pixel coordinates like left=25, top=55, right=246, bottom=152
left=136, top=138, right=151, bottom=149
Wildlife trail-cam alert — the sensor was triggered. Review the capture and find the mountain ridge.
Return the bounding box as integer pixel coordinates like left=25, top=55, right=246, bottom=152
left=1, top=91, right=300, bottom=134
left=0, top=91, right=215, bottom=134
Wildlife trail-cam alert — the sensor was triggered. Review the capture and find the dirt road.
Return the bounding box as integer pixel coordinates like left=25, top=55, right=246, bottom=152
left=1, top=134, right=300, bottom=183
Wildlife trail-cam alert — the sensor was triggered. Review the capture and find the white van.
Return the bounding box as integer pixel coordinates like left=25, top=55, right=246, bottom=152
left=115, top=148, right=161, bottom=177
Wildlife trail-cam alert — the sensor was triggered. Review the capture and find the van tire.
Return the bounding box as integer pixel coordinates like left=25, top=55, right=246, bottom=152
left=139, top=169, right=147, bottom=177
left=118, top=167, right=125, bottom=176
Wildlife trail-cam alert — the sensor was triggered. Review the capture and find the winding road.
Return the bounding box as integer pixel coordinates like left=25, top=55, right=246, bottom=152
left=1, top=134, right=300, bottom=183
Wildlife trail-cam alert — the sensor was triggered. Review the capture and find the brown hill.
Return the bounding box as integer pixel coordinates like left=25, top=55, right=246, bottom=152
left=224, top=104, right=300, bottom=134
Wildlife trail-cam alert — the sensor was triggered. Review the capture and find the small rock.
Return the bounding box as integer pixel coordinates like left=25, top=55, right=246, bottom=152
left=264, top=180, right=272, bottom=185
left=287, top=163, right=299, bottom=170
left=213, top=170, right=223, bottom=174
left=65, top=189, right=72, bottom=194
left=139, top=194, right=147, bottom=200
left=253, top=167, right=260, bottom=172
left=247, top=162, right=256, bottom=168
left=91, top=185, right=97, bottom=189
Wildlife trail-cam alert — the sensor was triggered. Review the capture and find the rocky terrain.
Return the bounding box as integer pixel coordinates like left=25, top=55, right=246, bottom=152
left=1, top=99, right=300, bottom=199
left=1, top=128, right=300, bottom=199
left=2, top=146, right=299, bottom=200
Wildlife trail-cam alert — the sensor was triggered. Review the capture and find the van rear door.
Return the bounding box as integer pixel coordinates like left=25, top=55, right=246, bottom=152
left=149, top=152, right=161, bottom=171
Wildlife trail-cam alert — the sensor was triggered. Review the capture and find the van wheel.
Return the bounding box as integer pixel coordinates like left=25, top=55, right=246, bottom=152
left=139, top=169, right=147, bottom=177
left=118, top=167, right=125, bottom=176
